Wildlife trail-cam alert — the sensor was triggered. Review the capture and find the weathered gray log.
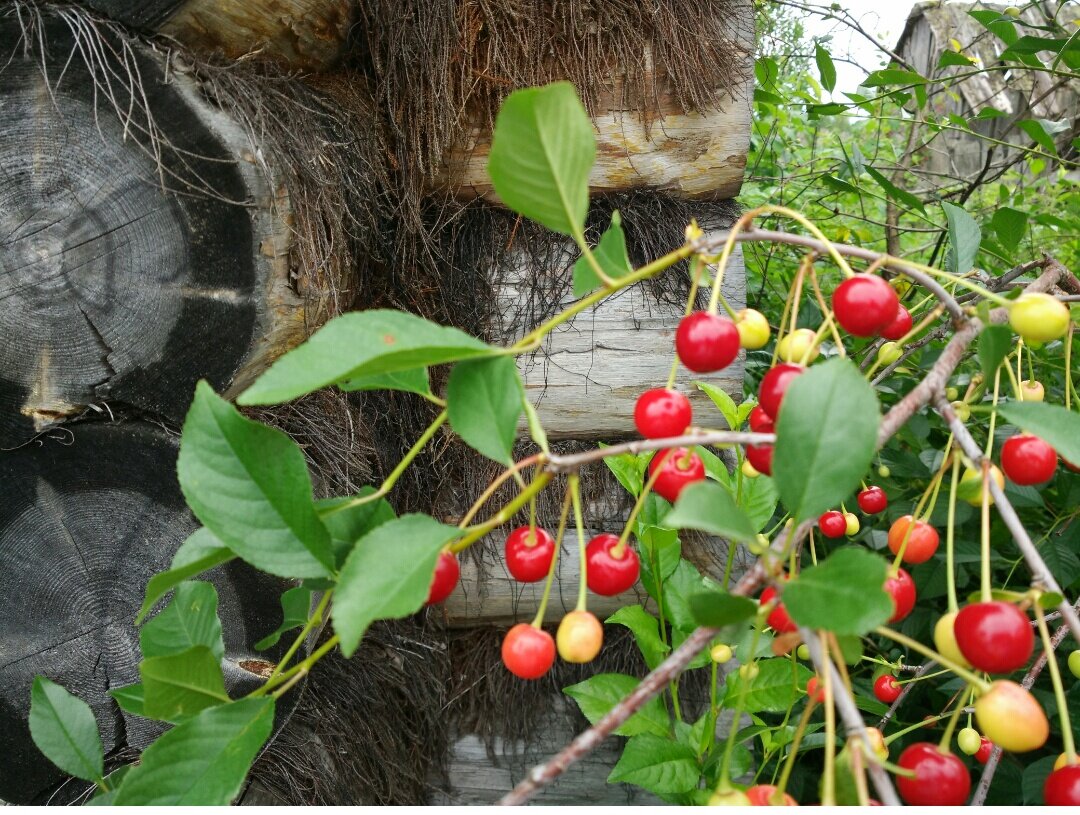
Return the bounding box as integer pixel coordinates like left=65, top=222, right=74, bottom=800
left=0, top=7, right=301, bottom=447
left=0, top=421, right=296, bottom=804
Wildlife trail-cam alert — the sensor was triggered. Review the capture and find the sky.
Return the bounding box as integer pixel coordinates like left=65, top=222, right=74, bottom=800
left=801, top=1, right=916, bottom=96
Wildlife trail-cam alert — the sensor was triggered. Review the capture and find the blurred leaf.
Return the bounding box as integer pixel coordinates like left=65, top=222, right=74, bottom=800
left=943, top=202, right=982, bottom=274
left=688, top=589, right=758, bottom=628
left=665, top=481, right=758, bottom=543
left=815, top=45, right=836, bottom=92
left=607, top=606, right=670, bottom=670
left=978, top=324, right=1012, bottom=380
left=997, top=402, right=1080, bottom=466
left=991, top=207, right=1028, bottom=251
left=573, top=212, right=634, bottom=296
left=783, top=548, right=893, bottom=635
left=724, top=658, right=812, bottom=713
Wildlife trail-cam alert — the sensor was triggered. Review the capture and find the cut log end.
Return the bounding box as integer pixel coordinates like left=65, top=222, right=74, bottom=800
left=0, top=421, right=296, bottom=804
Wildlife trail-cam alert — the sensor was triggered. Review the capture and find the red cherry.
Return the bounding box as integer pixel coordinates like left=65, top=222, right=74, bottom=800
left=873, top=674, right=902, bottom=704
left=1045, top=765, right=1080, bottom=805
left=504, top=526, right=556, bottom=583
left=832, top=274, right=900, bottom=337
left=884, top=568, right=916, bottom=623
left=633, top=388, right=692, bottom=439
left=1001, top=434, right=1058, bottom=485
left=806, top=676, right=826, bottom=703
left=745, top=443, right=773, bottom=476
left=585, top=533, right=640, bottom=596
left=426, top=551, right=460, bottom=605
left=857, top=486, right=888, bottom=514
left=975, top=737, right=993, bottom=765
left=896, top=742, right=971, bottom=806
left=675, top=311, right=741, bottom=373
left=954, top=601, right=1033, bottom=673
left=818, top=510, right=847, bottom=539
left=647, top=447, right=705, bottom=503
left=501, top=623, right=556, bottom=679
left=880, top=304, right=913, bottom=341
left=746, top=785, right=797, bottom=806
left=758, top=363, right=805, bottom=419
left=887, top=515, right=940, bottom=564
left=760, top=585, right=797, bottom=633
left=748, top=405, right=775, bottom=433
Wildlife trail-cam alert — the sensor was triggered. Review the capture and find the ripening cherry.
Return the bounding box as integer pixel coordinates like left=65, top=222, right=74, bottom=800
left=1008, top=292, right=1070, bottom=343
left=585, top=533, right=640, bottom=596
left=634, top=388, right=692, bottom=439
left=857, top=486, right=888, bottom=514
left=954, top=601, right=1033, bottom=674
left=760, top=585, right=797, bottom=633
left=806, top=676, right=826, bottom=703
left=426, top=551, right=460, bottom=605
left=895, top=743, right=971, bottom=806
left=501, top=624, right=556, bottom=679
left=505, top=526, right=556, bottom=583
left=884, top=568, right=916, bottom=623
left=933, top=611, right=972, bottom=669
left=1001, top=433, right=1058, bottom=485
left=1045, top=766, right=1080, bottom=805
left=676, top=311, right=741, bottom=372
left=975, top=680, right=1049, bottom=752
left=647, top=447, right=706, bottom=503
left=887, top=515, right=939, bottom=564
left=748, top=405, right=775, bottom=433
left=880, top=304, right=913, bottom=341
left=832, top=274, right=900, bottom=337
left=818, top=510, right=847, bottom=539
left=745, top=785, right=798, bottom=806
left=745, top=443, right=774, bottom=477
left=957, top=727, right=982, bottom=756
left=844, top=512, right=860, bottom=536
left=556, top=610, right=603, bottom=663
left=758, top=363, right=805, bottom=419
left=873, top=674, right=902, bottom=704
left=708, top=789, right=752, bottom=806
left=1020, top=379, right=1045, bottom=402
left=735, top=308, right=771, bottom=350
left=777, top=328, right=820, bottom=363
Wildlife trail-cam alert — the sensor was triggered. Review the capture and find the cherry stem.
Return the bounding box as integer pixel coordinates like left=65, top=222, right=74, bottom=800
left=450, top=472, right=554, bottom=553
left=1016, top=340, right=1025, bottom=400
left=775, top=697, right=816, bottom=803
left=617, top=451, right=669, bottom=551
left=458, top=454, right=545, bottom=529
left=1066, top=322, right=1076, bottom=411
left=789, top=255, right=810, bottom=335
left=1034, top=602, right=1077, bottom=762
left=321, top=410, right=449, bottom=516
left=684, top=255, right=705, bottom=317
left=891, top=448, right=950, bottom=571
left=821, top=633, right=837, bottom=806
left=875, top=626, right=990, bottom=692
left=262, top=589, right=332, bottom=689
left=532, top=487, right=572, bottom=628
left=573, top=228, right=617, bottom=289
left=770, top=259, right=801, bottom=368
left=938, top=685, right=969, bottom=751
left=1003, top=352, right=1024, bottom=401
left=946, top=455, right=961, bottom=613
left=570, top=475, right=588, bottom=613
left=984, top=366, right=1002, bottom=459
left=883, top=710, right=959, bottom=746
left=979, top=459, right=994, bottom=603
left=716, top=621, right=763, bottom=789
left=808, top=265, right=847, bottom=356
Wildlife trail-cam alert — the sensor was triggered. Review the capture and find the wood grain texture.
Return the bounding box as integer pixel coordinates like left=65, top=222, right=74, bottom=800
left=500, top=240, right=746, bottom=440
left=161, top=0, right=355, bottom=72
left=0, top=421, right=295, bottom=804
left=0, top=11, right=302, bottom=446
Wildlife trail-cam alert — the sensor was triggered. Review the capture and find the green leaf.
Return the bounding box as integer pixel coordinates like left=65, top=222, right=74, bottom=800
left=638, top=525, right=682, bottom=601
left=573, top=211, right=634, bottom=296
left=564, top=673, right=669, bottom=737
left=255, top=586, right=315, bottom=650
left=978, top=324, right=1013, bottom=380
left=997, top=402, right=1080, bottom=466
left=447, top=355, right=523, bottom=465
left=138, top=528, right=233, bottom=624
left=1022, top=755, right=1059, bottom=804
left=741, top=473, right=779, bottom=532
left=141, top=646, right=230, bottom=722
left=663, top=559, right=722, bottom=633
left=523, top=396, right=550, bottom=454
left=862, top=68, right=927, bottom=87
left=339, top=367, right=432, bottom=397
left=178, top=382, right=333, bottom=579
left=1018, top=119, right=1059, bottom=156
left=864, top=165, right=925, bottom=214
left=688, top=590, right=758, bottom=628
left=332, top=514, right=460, bottom=656
left=783, top=548, right=892, bottom=635
left=1038, top=535, right=1080, bottom=589
left=608, top=735, right=700, bottom=795
left=606, top=606, right=670, bottom=671
left=938, top=50, right=977, bottom=68
left=821, top=173, right=860, bottom=195
left=724, top=658, right=812, bottom=713
left=664, top=481, right=758, bottom=543
left=113, top=698, right=274, bottom=805
left=109, top=684, right=146, bottom=717
left=140, top=581, right=225, bottom=660
left=486, top=81, right=595, bottom=236
left=317, top=489, right=397, bottom=567
left=942, top=202, right=982, bottom=274
left=772, top=358, right=880, bottom=520
left=697, top=381, right=739, bottom=429
left=29, top=677, right=103, bottom=782
left=238, top=310, right=497, bottom=406
left=815, top=45, right=836, bottom=92
left=602, top=449, right=649, bottom=498
left=991, top=207, right=1028, bottom=251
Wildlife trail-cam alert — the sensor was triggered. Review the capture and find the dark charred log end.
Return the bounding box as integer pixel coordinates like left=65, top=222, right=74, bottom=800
left=0, top=6, right=298, bottom=447
left=0, top=421, right=296, bottom=804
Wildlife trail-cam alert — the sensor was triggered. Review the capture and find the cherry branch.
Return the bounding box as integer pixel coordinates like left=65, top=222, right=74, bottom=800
left=971, top=606, right=1078, bottom=806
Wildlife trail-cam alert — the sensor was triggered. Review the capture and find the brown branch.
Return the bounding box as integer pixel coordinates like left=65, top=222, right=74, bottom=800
left=878, top=661, right=937, bottom=728
left=971, top=607, right=1078, bottom=806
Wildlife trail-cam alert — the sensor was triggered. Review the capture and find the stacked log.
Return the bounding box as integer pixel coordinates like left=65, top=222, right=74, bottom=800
left=0, top=0, right=755, bottom=805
